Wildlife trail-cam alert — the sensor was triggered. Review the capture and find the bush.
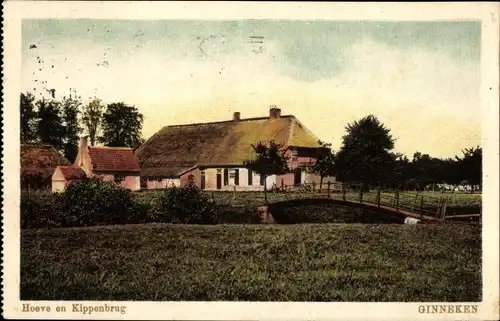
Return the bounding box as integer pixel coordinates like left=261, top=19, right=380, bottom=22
left=21, top=192, right=64, bottom=229
left=150, top=184, right=217, bottom=224
left=61, top=177, right=140, bottom=226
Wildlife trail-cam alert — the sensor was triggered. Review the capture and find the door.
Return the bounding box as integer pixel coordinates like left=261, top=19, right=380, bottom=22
left=201, top=171, right=206, bottom=190
left=294, top=168, right=301, bottom=185
left=216, top=172, right=222, bottom=189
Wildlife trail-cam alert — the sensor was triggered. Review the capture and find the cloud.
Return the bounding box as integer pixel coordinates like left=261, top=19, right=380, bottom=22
left=21, top=22, right=480, bottom=159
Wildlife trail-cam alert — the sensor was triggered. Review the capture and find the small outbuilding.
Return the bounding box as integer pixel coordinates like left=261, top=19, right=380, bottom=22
left=21, top=144, right=71, bottom=191
left=74, top=136, right=141, bottom=191
left=51, top=165, right=87, bottom=192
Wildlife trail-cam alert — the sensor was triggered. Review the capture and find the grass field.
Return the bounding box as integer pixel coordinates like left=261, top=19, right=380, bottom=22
left=21, top=223, right=481, bottom=301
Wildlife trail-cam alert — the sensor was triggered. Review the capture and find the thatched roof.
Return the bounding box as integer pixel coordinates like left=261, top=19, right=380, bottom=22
left=21, top=144, right=71, bottom=179
left=135, top=114, right=321, bottom=178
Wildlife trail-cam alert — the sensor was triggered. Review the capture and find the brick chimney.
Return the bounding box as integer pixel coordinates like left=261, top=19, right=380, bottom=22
left=269, top=105, right=281, bottom=119
left=233, top=112, right=241, bottom=122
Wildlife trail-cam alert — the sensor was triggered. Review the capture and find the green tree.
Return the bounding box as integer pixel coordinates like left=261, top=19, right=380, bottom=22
left=20, top=92, right=38, bottom=143
left=82, top=98, right=104, bottom=146
left=455, top=146, right=482, bottom=192
left=306, top=140, right=336, bottom=192
left=335, top=115, right=396, bottom=187
left=243, top=140, right=289, bottom=204
left=98, top=102, right=144, bottom=148
left=61, top=95, right=82, bottom=162
left=36, top=99, right=65, bottom=150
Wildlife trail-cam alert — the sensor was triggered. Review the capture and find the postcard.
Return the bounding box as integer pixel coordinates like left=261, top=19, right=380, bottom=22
left=2, top=1, right=499, bottom=320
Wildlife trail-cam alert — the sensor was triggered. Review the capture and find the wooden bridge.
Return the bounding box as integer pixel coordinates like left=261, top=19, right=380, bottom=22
left=262, top=182, right=481, bottom=223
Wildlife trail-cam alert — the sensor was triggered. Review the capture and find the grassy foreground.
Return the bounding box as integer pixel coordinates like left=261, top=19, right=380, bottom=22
left=21, top=223, right=481, bottom=301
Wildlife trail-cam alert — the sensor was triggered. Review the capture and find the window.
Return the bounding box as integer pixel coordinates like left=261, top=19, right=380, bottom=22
left=229, top=169, right=236, bottom=179
left=291, top=148, right=298, bottom=160
left=234, top=169, right=239, bottom=186
left=248, top=169, right=253, bottom=185
left=201, top=171, right=206, bottom=190
left=223, top=169, right=229, bottom=186
left=156, top=177, right=163, bottom=182
left=114, top=175, right=125, bottom=183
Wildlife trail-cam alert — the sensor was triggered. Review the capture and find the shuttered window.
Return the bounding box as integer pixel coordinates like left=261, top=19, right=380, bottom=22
left=248, top=169, right=253, bottom=185
left=223, top=168, right=229, bottom=185
left=234, top=169, right=239, bottom=185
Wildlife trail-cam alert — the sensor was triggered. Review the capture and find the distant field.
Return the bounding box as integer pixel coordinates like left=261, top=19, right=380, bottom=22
left=21, top=223, right=481, bottom=301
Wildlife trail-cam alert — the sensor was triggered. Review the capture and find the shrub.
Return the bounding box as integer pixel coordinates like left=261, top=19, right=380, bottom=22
left=21, top=191, right=64, bottom=229
left=150, top=184, right=217, bottom=224
left=61, top=177, right=138, bottom=227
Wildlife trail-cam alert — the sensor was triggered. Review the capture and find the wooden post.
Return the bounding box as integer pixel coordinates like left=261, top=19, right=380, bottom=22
left=395, top=190, right=400, bottom=211
left=436, top=198, right=442, bottom=219
left=312, top=181, right=316, bottom=194
left=420, top=196, right=424, bottom=220
left=327, top=181, right=331, bottom=198
left=441, top=200, right=447, bottom=222
left=377, top=187, right=381, bottom=207
left=342, top=187, right=346, bottom=201
left=232, top=186, right=236, bottom=201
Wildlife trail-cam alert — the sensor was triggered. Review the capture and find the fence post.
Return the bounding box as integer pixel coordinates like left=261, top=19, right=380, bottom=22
left=420, top=196, right=424, bottom=220
left=395, top=190, right=400, bottom=211
left=342, top=186, right=346, bottom=201
left=441, top=200, right=447, bottom=222
left=233, top=186, right=236, bottom=201
left=377, top=187, right=381, bottom=207
left=312, top=181, right=316, bottom=194
left=327, top=181, right=331, bottom=198
left=436, top=198, right=442, bottom=219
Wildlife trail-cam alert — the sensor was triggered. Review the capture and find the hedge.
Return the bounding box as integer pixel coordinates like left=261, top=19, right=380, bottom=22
left=21, top=180, right=262, bottom=228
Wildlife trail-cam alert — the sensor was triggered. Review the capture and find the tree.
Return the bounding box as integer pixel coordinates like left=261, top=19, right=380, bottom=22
left=61, top=95, right=82, bottom=162
left=82, top=98, right=104, bottom=146
left=335, top=115, right=396, bottom=187
left=20, top=92, right=38, bottom=143
left=306, top=140, right=336, bottom=192
left=98, top=102, right=144, bottom=148
left=243, top=140, right=289, bottom=204
left=455, top=146, right=482, bottom=192
left=36, top=99, right=65, bottom=151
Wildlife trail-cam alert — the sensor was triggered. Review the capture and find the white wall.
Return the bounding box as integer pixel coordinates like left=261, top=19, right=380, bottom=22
left=203, top=167, right=276, bottom=191
left=52, top=180, right=66, bottom=193
left=145, top=178, right=180, bottom=189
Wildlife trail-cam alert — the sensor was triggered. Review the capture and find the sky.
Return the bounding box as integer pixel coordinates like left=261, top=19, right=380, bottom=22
left=21, top=19, right=481, bottom=159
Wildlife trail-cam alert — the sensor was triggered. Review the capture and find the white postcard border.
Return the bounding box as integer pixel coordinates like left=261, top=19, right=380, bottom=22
left=2, top=2, right=499, bottom=320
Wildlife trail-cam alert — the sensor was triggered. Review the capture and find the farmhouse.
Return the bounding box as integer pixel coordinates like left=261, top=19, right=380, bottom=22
left=135, top=106, right=334, bottom=190
left=74, top=136, right=141, bottom=191
left=51, top=165, right=87, bottom=192
left=21, top=144, right=71, bottom=190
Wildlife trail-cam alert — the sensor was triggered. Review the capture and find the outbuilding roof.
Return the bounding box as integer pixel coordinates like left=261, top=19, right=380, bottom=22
left=21, top=144, right=71, bottom=179
left=57, top=165, right=87, bottom=180
left=88, top=146, right=141, bottom=172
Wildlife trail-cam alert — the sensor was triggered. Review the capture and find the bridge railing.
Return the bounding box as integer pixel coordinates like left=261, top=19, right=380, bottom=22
left=267, top=182, right=453, bottom=221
